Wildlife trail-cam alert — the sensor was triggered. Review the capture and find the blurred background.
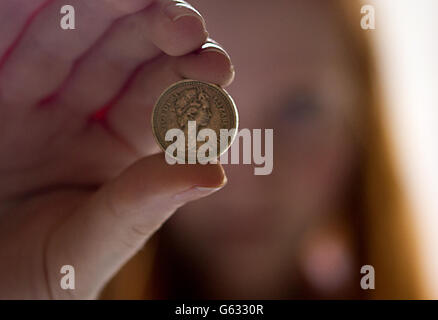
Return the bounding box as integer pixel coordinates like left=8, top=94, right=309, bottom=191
left=101, top=0, right=438, bottom=299
left=370, top=0, right=438, bottom=298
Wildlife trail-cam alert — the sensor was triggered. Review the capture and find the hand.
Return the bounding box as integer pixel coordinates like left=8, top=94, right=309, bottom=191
left=0, top=0, right=233, bottom=299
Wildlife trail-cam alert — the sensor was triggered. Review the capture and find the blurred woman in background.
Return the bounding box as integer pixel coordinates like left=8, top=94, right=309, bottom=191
left=102, top=0, right=422, bottom=299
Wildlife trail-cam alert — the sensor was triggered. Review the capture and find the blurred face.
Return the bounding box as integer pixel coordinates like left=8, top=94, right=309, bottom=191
left=166, top=0, right=363, bottom=297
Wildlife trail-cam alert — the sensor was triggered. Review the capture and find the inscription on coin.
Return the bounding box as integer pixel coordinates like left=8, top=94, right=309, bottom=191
left=151, top=80, right=239, bottom=162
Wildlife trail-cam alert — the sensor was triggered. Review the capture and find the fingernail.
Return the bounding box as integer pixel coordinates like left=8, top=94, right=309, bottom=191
left=199, top=43, right=235, bottom=76
left=172, top=185, right=224, bottom=203
left=200, top=45, right=231, bottom=60
left=164, top=2, right=206, bottom=29
left=230, top=64, right=235, bottom=74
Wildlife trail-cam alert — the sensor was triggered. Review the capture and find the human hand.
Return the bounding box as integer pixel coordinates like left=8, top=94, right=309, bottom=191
left=0, top=0, right=233, bottom=299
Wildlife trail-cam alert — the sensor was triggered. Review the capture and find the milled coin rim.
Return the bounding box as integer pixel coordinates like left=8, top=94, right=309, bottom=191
left=151, top=79, right=239, bottom=163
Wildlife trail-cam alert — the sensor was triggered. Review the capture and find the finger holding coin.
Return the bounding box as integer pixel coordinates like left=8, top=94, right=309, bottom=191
left=105, top=40, right=235, bottom=156
left=175, top=39, right=235, bottom=87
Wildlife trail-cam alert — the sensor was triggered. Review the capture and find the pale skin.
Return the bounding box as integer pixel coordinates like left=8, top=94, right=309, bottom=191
left=0, top=0, right=233, bottom=299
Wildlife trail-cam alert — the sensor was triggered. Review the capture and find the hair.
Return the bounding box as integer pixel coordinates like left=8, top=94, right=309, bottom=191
left=100, top=0, right=424, bottom=299
left=335, top=0, right=423, bottom=298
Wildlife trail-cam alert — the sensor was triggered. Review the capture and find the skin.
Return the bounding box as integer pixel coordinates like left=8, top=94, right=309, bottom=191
left=0, top=0, right=233, bottom=299
left=165, top=0, right=364, bottom=298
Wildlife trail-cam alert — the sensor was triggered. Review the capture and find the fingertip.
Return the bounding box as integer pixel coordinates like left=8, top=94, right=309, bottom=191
left=154, top=153, right=227, bottom=189
left=110, top=153, right=227, bottom=204
left=190, top=161, right=227, bottom=189
left=176, top=46, right=235, bottom=86
left=168, top=160, right=227, bottom=203
left=164, top=2, right=205, bottom=27
left=161, top=2, right=208, bottom=56
left=198, top=47, right=235, bottom=87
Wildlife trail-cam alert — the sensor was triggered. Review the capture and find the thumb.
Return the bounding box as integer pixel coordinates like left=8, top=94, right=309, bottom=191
left=46, top=153, right=226, bottom=299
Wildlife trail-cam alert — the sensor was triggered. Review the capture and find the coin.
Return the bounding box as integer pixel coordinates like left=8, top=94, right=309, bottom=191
left=151, top=79, right=239, bottom=163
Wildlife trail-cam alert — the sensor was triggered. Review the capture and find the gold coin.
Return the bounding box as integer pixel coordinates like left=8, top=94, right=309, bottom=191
left=151, top=80, right=239, bottom=163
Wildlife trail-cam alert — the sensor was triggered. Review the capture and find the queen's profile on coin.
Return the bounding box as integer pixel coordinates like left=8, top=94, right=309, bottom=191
left=174, top=88, right=212, bottom=129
